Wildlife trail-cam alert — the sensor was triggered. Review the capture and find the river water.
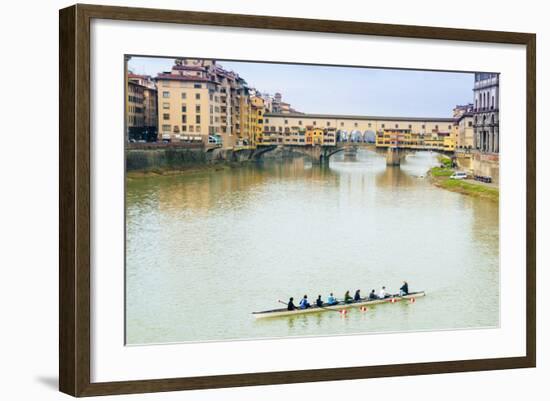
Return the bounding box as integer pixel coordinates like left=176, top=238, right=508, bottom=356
left=125, top=150, right=499, bottom=345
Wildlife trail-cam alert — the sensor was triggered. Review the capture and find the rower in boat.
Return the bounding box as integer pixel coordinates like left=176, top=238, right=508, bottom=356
left=379, top=286, right=390, bottom=299
left=400, top=281, right=409, bottom=296
left=354, top=289, right=362, bottom=302
left=287, top=297, right=297, bottom=311
left=299, top=295, right=311, bottom=309
left=344, top=290, right=353, bottom=304
left=315, top=295, right=323, bottom=307
left=368, top=289, right=378, bottom=300
left=327, top=293, right=338, bottom=305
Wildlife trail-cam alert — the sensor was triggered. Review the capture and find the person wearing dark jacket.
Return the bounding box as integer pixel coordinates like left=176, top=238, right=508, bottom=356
left=316, top=295, right=323, bottom=307
left=287, top=297, right=296, bottom=311
left=344, top=290, right=353, bottom=304
left=354, top=289, right=361, bottom=302
left=399, top=281, right=409, bottom=296
left=369, top=289, right=378, bottom=300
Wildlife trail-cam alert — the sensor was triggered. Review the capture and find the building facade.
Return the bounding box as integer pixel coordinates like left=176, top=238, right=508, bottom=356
left=155, top=58, right=255, bottom=147
left=456, top=112, right=474, bottom=150
left=375, top=129, right=455, bottom=152
left=468, top=73, right=500, bottom=182
left=250, top=94, right=266, bottom=146
left=126, top=74, right=158, bottom=142
left=127, top=80, right=144, bottom=133
left=473, top=73, right=499, bottom=153
left=261, top=113, right=456, bottom=148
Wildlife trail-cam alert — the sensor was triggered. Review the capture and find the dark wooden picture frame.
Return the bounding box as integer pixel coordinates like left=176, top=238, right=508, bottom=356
left=59, top=3, right=536, bottom=397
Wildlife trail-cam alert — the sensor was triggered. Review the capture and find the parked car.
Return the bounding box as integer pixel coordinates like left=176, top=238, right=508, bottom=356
left=208, top=135, right=221, bottom=144
left=450, top=172, right=468, bottom=180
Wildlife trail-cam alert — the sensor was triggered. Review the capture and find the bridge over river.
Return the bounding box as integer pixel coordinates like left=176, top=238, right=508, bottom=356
left=236, top=142, right=423, bottom=166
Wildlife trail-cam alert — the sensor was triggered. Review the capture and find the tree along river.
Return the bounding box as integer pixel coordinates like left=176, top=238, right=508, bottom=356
left=125, top=150, right=499, bottom=345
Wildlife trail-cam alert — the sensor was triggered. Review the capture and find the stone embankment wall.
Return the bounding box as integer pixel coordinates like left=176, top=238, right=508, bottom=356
left=126, top=148, right=208, bottom=171
left=472, top=153, right=499, bottom=184
left=456, top=151, right=499, bottom=184
left=126, top=144, right=308, bottom=173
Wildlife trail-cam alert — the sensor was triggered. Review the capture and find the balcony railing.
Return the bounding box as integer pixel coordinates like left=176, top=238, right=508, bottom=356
left=473, top=107, right=498, bottom=113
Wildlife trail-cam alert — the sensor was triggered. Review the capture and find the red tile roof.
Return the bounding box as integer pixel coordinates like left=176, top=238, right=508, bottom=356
left=128, top=73, right=151, bottom=79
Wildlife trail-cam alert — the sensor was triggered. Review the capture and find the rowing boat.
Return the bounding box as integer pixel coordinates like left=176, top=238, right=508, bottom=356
left=252, top=291, right=426, bottom=319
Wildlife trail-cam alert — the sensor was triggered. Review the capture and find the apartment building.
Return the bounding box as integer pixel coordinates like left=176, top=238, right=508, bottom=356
left=155, top=58, right=255, bottom=147
left=127, top=74, right=158, bottom=142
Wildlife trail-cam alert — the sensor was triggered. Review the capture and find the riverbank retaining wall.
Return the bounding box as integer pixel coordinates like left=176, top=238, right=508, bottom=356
left=125, top=147, right=286, bottom=172
left=472, top=153, right=499, bottom=184
left=126, top=148, right=208, bottom=171
left=456, top=152, right=474, bottom=174
left=456, top=151, right=499, bottom=184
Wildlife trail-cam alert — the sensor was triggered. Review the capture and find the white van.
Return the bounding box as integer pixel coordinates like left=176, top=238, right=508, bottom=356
left=450, top=172, right=468, bottom=180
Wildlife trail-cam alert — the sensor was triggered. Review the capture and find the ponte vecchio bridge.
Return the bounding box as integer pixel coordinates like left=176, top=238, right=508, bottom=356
left=232, top=142, right=412, bottom=166
left=247, top=112, right=457, bottom=165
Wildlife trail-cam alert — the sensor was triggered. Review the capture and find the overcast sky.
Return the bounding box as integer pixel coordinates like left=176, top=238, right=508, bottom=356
left=128, top=56, right=474, bottom=117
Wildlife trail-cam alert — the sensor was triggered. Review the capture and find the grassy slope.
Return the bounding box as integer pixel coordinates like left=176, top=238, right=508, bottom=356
left=429, top=167, right=499, bottom=202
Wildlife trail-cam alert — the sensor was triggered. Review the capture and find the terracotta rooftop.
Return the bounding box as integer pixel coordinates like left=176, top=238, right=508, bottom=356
left=128, top=73, right=151, bottom=79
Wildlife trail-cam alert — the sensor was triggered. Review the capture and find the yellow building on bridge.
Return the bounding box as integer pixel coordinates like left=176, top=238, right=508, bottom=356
left=262, top=112, right=456, bottom=151
left=375, top=128, right=456, bottom=152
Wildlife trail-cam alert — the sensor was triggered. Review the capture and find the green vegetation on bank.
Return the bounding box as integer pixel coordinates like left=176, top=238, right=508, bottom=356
left=430, top=167, right=454, bottom=177
left=428, top=166, right=499, bottom=202
left=439, top=179, right=499, bottom=199
left=437, top=155, right=453, bottom=168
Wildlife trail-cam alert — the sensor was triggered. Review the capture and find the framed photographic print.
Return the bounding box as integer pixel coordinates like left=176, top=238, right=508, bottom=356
left=59, top=4, right=536, bottom=397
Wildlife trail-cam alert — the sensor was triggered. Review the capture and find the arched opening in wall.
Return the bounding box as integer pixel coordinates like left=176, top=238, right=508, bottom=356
left=339, top=130, right=349, bottom=142
left=364, top=130, right=376, bottom=144
left=350, top=130, right=362, bottom=142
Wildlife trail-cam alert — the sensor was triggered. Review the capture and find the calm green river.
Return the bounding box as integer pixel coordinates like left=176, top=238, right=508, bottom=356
left=125, top=150, right=499, bottom=345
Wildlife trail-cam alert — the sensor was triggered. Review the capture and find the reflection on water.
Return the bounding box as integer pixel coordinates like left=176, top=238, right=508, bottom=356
left=126, top=150, right=499, bottom=344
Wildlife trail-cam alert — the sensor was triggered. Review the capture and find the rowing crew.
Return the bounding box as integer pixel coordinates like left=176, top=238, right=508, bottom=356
left=286, top=281, right=409, bottom=311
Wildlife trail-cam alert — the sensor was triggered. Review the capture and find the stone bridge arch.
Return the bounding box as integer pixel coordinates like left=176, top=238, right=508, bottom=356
left=251, top=144, right=363, bottom=165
